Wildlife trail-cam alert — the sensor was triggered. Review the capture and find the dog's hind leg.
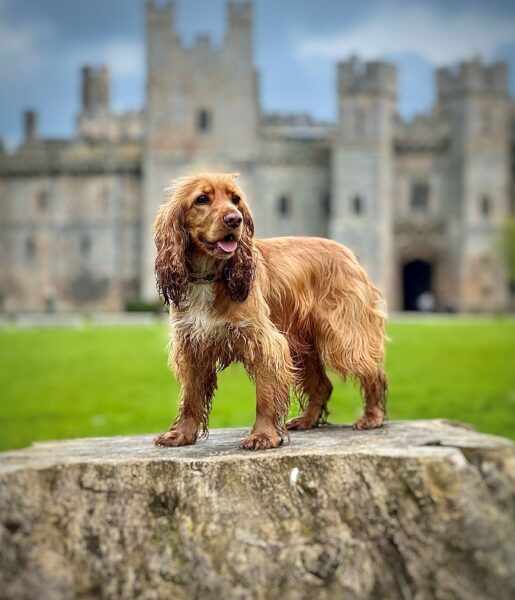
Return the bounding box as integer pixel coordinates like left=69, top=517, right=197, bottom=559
left=318, top=324, right=386, bottom=431
left=286, top=355, right=333, bottom=430
left=353, top=369, right=387, bottom=430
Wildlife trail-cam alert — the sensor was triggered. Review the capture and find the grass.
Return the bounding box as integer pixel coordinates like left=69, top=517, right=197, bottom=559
left=0, top=319, right=514, bottom=451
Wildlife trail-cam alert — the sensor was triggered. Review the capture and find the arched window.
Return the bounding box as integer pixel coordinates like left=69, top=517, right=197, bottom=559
left=411, top=181, right=429, bottom=213
left=481, top=109, right=492, bottom=135
left=352, top=195, right=364, bottom=216
left=354, top=108, right=367, bottom=136
left=480, top=195, right=491, bottom=218
left=322, top=193, right=331, bottom=218
left=80, top=235, right=91, bottom=257
left=481, top=285, right=492, bottom=298
left=101, top=185, right=110, bottom=213
left=197, top=109, right=212, bottom=133
left=278, top=195, right=290, bottom=216
left=25, top=237, right=35, bottom=261
left=37, top=190, right=48, bottom=212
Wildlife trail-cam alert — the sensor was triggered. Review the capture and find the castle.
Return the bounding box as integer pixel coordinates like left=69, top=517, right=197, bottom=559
left=0, top=1, right=513, bottom=313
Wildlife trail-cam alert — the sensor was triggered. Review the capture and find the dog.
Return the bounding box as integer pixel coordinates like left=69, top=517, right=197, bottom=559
left=153, top=172, right=387, bottom=450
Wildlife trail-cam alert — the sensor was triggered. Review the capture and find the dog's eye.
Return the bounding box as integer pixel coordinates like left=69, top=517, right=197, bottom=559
left=232, top=194, right=241, bottom=204
left=195, top=195, right=209, bottom=205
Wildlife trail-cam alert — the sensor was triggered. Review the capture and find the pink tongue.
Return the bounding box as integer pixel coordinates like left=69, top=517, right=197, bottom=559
left=217, top=240, right=238, bottom=253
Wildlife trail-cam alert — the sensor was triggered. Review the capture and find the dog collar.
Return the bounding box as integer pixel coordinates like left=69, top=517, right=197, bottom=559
left=189, top=272, right=223, bottom=284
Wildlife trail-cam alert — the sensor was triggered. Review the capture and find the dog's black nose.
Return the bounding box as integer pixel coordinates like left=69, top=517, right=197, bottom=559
left=223, top=212, right=242, bottom=228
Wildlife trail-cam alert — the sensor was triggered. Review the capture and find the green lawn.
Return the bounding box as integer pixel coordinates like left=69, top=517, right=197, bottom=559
left=0, top=319, right=514, bottom=451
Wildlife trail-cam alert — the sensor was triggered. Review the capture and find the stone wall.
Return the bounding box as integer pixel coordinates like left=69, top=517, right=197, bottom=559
left=0, top=142, right=142, bottom=312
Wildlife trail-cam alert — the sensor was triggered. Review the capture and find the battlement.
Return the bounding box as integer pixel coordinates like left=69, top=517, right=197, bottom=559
left=228, top=1, right=252, bottom=26
left=146, top=1, right=251, bottom=55
left=437, top=58, right=507, bottom=101
left=146, top=1, right=174, bottom=27
left=338, top=56, right=397, bottom=97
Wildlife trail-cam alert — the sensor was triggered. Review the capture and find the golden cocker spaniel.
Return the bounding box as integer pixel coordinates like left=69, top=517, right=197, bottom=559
left=153, top=172, right=387, bottom=450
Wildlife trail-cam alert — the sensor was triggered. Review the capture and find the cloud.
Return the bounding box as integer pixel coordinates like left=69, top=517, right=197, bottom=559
left=66, top=38, right=144, bottom=79
left=0, top=5, right=53, bottom=86
left=296, top=2, right=515, bottom=65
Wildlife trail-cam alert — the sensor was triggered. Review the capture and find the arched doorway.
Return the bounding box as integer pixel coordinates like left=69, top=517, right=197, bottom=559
left=402, top=260, right=433, bottom=311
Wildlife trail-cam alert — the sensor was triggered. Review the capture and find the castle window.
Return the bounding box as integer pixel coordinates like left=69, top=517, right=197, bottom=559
left=322, top=193, right=331, bottom=217
left=411, top=181, right=429, bottom=213
left=352, top=195, right=364, bottom=216
left=278, top=195, right=290, bottom=216
left=37, top=190, right=48, bottom=212
left=197, top=109, right=212, bottom=133
left=481, top=109, right=492, bottom=135
left=481, top=285, right=492, bottom=298
left=101, top=185, right=110, bottom=213
left=354, top=108, right=367, bottom=136
left=80, top=235, right=91, bottom=257
left=25, top=237, right=35, bottom=261
left=480, top=195, right=491, bottom=218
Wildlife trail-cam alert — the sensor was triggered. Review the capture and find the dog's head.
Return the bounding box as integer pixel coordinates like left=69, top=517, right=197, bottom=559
left=154, top=172, right=256, bottom=308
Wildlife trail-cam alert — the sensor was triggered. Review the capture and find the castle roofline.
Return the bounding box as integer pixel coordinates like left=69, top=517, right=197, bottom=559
left=262, top=112, right=333, bottom=140
left=0, top=138, right=141, bottom=177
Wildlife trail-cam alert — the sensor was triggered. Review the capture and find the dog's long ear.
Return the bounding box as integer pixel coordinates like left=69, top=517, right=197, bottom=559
left=153, top=195, right=189, bottom=308
left=225, top=199, right=256, bottom=302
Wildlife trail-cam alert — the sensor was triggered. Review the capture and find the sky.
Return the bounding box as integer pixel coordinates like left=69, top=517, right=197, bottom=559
left=1, top=0, right=515, bottom=149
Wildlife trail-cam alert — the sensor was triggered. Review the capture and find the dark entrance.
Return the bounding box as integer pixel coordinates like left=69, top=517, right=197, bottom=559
left=402, top=260, right=433, bottom=311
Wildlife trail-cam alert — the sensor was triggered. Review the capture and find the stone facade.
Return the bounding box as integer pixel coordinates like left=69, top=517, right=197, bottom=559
left=0, top=1, right=513, bottom=312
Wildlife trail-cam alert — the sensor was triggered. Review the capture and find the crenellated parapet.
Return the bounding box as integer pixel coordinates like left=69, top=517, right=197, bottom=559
left=394, top=113, right=451, bottom=153
left=437, top=58, right=507, bottom=102
left=338, top=56, right=397, bottom=98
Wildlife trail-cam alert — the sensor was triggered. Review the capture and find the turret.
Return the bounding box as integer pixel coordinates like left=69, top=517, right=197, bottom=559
left=23, top=110, right=38, bottom=143
left=141, top=1, right=259, bottom=301
left=330, top=57, right=397, bottom=303
left=81, top=66, right=109, bottom=115
left=226, top=1, right=252, bottom=56
left=437, top=58, right=510, bottom=311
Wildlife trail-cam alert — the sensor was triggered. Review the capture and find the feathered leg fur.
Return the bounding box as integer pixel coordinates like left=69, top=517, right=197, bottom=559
left=241, top=322, right=294, bottom=450
left=286, top=354, right=333, bottom=430
left=154, top=344, right=217, bottom=447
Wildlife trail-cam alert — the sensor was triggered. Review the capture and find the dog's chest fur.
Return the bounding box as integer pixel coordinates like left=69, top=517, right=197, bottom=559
left=171, top=283, right=233, bottom=343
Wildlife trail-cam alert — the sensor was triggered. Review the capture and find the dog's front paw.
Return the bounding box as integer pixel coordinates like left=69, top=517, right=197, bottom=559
left=241, top=432, right=282, bottom=451
left=352, top=414, right=384, bottom=430
left=154, top=429, right=196, bottom=447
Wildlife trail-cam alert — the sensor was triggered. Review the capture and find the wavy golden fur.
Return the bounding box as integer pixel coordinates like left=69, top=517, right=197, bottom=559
left=154, top=173, right=387, bottom=450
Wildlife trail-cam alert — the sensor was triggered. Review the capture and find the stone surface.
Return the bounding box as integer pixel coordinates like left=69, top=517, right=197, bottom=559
left=0, top=420, right=514, bottom=600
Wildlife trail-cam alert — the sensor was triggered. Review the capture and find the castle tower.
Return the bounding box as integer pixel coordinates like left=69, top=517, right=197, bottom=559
left=330, top=57, right=397, bottom=305
left=437, top=59, right=510, bottom=311
left=81, top=66, right=110, bottom=115
left=145, top=0, right=257, bottom=157
left=142, top=1, right=259, bottom=300
left=23, top=110, right=38, bottom=143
